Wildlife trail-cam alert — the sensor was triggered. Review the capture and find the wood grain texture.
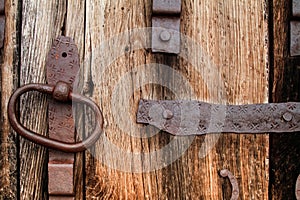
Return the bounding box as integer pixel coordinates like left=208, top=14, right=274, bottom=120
left=65, top=0, right=85, bottom=200
left=19, top=0, right=65, bottom=199
left=6, top=0, right=270, bottom=199
left=64, top=1, right=86, bottom=199
left=0, top=0, right=20, bottom=199
left=270, top=0, right=300, bottom=199
left=84, top=0, right=269, bottom=199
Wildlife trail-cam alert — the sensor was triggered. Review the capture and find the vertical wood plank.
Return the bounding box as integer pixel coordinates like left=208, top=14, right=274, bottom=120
left=64, top=1, right=86, bottom=199
left=182, top=1, right=269, bottom=199
left=0, top=0, right=20, bottom=199
left=19, top=1, right=65, bottom=199
left=84, top=0, right=269, bottom=199
left=270, top=0, right=300, bottom=199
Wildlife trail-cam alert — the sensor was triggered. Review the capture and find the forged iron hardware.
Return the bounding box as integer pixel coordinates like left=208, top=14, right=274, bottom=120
left=220, top=169, right=239, bottom=200
left=152, top=0, right=181, bottom=54
left=293, top=0, right=300, bottom=17
left=47, top=35, right=81, bottom=198
left=296, top=174, right=300, bottom=200
left=136, top=99, right=300, bottom=135
left=0, top=0, right=5, bottom=48
left=7, top=82, right=103, bottom=153
left=290, top=21, right=300, bottom=56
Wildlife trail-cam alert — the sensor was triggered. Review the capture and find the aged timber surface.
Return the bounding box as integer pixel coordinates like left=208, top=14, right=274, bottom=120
left=84, top=0, right=269, bottom=199
left=19, top=1, right=66, bottom=199
left=0, top=0, right=19, bottom=199
left=270, top=0, right=300, bottom=199
left=19, top=0, right=86, bottom=199
left=1, top=0, right=270, bottom=199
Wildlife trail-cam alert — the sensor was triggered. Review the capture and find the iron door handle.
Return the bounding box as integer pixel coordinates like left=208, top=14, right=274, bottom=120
left=8, top=81, right=103, bottom=153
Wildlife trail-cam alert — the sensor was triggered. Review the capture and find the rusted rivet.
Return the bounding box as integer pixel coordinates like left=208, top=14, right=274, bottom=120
left=160, top=30, right=171, bottom=42
left=220, top=169, right=239, bottom=200
left=53, top=81, right=71, bottom=102
left=283, top=112, right=293, bottom=122
left=163, top=109, right=173, bottom=119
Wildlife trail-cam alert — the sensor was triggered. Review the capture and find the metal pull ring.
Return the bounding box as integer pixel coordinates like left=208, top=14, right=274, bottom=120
left=8, top=81, right=103, bottom=153
left=220, top=169, right=239, bottom=200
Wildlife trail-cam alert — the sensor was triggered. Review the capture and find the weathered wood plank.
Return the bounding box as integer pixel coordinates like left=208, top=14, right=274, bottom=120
left=270, top=0, right=300, bottom=199
left=84, top=0, right=269, bottom=199
left=0, top=0, right=20, bottom=199
left=64, top=1, right=86, bottom=199
left=19, top=1, right=66, bottom=199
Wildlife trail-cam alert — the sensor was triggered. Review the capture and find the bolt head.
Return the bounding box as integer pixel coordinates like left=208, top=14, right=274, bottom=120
left=160, top=30, right=171, bottom=42
left=163, top=109, right=173, bottom=119
left=283, top=112, right=293, bottom=122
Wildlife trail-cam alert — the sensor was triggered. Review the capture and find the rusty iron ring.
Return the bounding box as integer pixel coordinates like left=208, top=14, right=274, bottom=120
left=8, top=82, right=103, bottom=153
left=220, top=169, right=239, bottom=200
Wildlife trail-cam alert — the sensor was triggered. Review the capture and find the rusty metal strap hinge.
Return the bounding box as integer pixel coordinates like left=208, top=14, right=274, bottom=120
left=8, top=36, right=103, bottom=199
left=136, top=99, right=300, bottom=135
left=46, top=36, right=79, bottom=199
left=152, top=0, right=181, bottom=54
left=0, top=0, right=5, bottom=48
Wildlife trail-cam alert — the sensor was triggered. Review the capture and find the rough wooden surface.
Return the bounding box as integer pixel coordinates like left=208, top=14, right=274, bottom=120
left=1, top=0, right=270, bottom=199
left=19, top=1, right=65, bottom=199
left=270, top=0, right=300, bottom=199
left=64, top=1, right=86, bottom=199
left=0, top=0, right=19, bottom=199
left=84, top=0, right=269, bottom=199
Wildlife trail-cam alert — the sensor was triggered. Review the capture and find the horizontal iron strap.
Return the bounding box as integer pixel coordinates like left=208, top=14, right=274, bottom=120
left=136, top=99, right=300, bottom=135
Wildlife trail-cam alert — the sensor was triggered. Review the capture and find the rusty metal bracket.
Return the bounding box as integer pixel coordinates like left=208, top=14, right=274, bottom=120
left=293, top=0, right=300, bottom=17
left=136, top=99, right=300, bottom=135
left=290, top=21, right=300, bottom=56
left=152, top=0, right=181, bottom=54
left=0, top=0, right=5, bottom=48
left=8, top=36, right=103, bottom=199
left=296, top=174, right=300, bottom=200
left=46, top=36, right=80, bottom=199
left=220, top=169, right=239, bottom=200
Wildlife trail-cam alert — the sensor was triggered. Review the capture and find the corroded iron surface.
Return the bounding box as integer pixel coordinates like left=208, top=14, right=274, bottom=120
left=137, top=99, right=300, bottom=135
left=46, top=36, right=78, bottom=198
left=291, top=21, right=300, bottom=56
left=7, top=83, right=103, bottom=152
left=220, top=169, right=239, bottom=200
left=0, top=0, right=5, bottom=48
left=46, top=36, right=80, bottom=143
left=152, top=0, right=181, bottom=54
left=153, top=0, right=181, bottom=15
left=8, top=36, right=103, bottom=199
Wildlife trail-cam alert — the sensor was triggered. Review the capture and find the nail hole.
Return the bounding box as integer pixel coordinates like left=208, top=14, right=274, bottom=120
left=62, top=52, right=68, bottom=58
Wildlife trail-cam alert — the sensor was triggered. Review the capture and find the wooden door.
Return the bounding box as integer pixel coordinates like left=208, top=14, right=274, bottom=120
left=0, top=0, right=298, bottom=199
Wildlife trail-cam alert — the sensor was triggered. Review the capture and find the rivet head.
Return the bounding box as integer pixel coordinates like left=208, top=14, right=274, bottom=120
left=160, top=30, right=171, bottom=42
left=53, top=81, right=70, bottom=102
left=283, top=112, right=293, bottom=122
left=163, top=109, right=173, bottom=119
